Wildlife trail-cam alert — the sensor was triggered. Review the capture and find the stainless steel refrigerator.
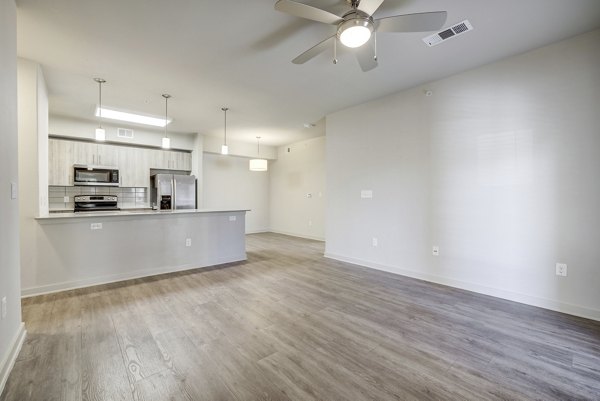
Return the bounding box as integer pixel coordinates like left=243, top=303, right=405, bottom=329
left=151, top=174, right=197, bottom=210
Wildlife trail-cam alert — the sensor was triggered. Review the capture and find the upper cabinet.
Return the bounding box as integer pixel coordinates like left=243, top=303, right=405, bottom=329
left=49, top=138, right=73, bottom=186
left=151, top=149, right=192, bottom=171
left=48, top=138, right=192, bottom=187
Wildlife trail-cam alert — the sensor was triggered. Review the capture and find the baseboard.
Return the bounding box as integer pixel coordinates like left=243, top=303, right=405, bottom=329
left=21, top=253, right=247, bottom=298
left=325, top=252, right=600, bottom=322
left=0, top=323, right=26, bottom=396
left=246, top=229, right=270, bottom=234
left=268, top=229, right=325, bottom=242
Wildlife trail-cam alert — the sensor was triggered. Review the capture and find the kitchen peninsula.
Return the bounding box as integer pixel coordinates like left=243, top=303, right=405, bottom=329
left=26, top=209, right=248, bottom=296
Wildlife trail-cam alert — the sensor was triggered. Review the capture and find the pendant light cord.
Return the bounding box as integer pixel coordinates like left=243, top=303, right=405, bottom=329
left=162, top=94, right=171, bottom=139
left=94, top=78, right=106, bottom=127
left=223, top=107, right=228, bottom=145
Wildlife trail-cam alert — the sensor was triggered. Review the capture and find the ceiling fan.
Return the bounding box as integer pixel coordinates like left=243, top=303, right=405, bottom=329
left=274, top=0, right=447, bottom=71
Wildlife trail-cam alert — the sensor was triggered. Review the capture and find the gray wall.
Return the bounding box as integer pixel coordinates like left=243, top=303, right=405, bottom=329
left=23, top=211, right=247, bottom=296
left=325, top=29, right=600, bottom=320
left=270, top=136, right=326, bottom=240
left=202, top=153, right=270, bottom=233
left=0, top=0, right=24, bottom=390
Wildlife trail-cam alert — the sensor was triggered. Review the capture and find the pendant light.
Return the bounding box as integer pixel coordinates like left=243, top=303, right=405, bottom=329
left=161, top=94, right=171, bottom=149
left=221, top=107, right=229, bottom=155
left=249, top=136, right=268, bottom=171
left=94, top=78, right=106, bottom=141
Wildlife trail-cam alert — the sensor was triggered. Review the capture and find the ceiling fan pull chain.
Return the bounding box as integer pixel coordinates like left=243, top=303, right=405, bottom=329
left=333, top=38, right=338, bottom=64
left=374, top=31, right=378, bottom=61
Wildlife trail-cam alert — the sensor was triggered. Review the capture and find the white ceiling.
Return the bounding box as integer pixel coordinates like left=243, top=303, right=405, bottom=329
left=16, top=0, right=600, bottom=146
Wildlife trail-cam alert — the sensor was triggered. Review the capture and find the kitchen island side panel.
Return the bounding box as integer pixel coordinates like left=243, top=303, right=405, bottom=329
left=23, top=211, right=246, bottom=296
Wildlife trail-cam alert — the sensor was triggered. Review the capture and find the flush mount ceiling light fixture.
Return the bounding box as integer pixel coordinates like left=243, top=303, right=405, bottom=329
left=95, top=107, right=171, bottom=127
left=249, top=136, right=268, bottom=172
left=221, top=107, right=229, bottom=155
left=161, top=94, right=171, bottom=149
left=94, top=78, right=106, bottom=141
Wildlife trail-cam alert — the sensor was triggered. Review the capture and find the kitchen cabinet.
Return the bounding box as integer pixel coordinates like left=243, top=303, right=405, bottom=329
left=152, top=149, right=192, bottom=171
left=48, top=138, right=192, bottom=187
left=49, top=138, right=74, bottom=186
left=70, top=141, right=116, bottom=166
left=117, top=147, right=152, bottom=188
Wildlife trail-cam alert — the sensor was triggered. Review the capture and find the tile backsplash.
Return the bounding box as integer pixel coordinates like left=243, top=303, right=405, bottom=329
left=49, top=186, right=149, bottom=211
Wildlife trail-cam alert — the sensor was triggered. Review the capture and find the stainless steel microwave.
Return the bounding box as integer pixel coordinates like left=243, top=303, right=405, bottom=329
left=73, top=165, right=119, bottom=186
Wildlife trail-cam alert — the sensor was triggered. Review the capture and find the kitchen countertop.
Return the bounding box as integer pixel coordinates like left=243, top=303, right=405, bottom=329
left=36, top=208, right=249, bottom=220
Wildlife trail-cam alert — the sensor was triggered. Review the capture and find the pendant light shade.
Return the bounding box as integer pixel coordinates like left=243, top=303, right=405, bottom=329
left=162, top=94, right=171, bottom=149
left=249, top=158, right=268, bottom=171
left=94, top=78, right=106, bottom=141
left=221, top=107, right=229, bottom=155
left=95, top=127, right=106, bottom=141
left=249, top=136, right=268, bottom=172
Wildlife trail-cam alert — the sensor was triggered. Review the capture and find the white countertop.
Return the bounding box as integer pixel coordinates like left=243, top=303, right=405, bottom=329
left=36, top=209, right=249, bottom=220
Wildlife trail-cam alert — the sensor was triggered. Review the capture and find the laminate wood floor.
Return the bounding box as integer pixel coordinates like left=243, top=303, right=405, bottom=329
left=2, top=233, right=600, bottom=401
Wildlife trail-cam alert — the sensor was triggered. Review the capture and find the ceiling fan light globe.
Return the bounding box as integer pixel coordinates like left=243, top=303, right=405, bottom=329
left=338, top=18, right=373, bottom=48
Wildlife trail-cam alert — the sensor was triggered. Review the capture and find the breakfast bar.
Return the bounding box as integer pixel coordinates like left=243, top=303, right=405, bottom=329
left=25, top=209, right=248, bottom=296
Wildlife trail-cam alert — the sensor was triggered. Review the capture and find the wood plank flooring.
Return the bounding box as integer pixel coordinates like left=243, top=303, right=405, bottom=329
left=2, top=233, right=600, bottom=400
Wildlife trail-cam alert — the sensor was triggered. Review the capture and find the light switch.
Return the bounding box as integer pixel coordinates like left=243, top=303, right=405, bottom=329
left=229, top=215, right=236, bottom=221
left=361, top=190, right=373, bottom=199
left=10, top=182, right=17, bottom=200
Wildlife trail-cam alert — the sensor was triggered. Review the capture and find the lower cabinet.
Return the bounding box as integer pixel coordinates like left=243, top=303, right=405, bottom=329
left=48, top=138, right=192, bottom=187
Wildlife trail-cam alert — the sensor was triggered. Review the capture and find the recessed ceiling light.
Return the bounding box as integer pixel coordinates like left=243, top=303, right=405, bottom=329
left=95, top=107, right=172, bottom=127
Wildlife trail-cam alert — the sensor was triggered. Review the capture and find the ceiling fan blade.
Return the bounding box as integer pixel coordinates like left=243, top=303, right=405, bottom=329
left=275, top=0, right=342, bottom=25
left=292, top=35, right=336, bottom=64
left=355, top=39, right=378, bottom=72
left=357, top=0, right=385, bottom=17
left=375, top=11, right=447, bottom=33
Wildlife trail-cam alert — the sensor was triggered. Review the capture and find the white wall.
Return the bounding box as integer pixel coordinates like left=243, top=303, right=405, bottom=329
left=203, top=154, right=270, bottom=233
left=49, top=115, right=197, bottom=150
left=0, top=0, right=25, bottom=393
left=270, top=136, right=326, bottom=240
left=203, top=135, right=277, bottom=160
left=326, top=29, right=600, bottom=320
left=18, top=60, right=50, bottom=301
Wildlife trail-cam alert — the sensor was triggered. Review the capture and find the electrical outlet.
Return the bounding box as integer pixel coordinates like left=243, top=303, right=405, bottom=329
left=228, top=215, right=236, bottom=221
left=432, top=246, right=440, bottom=256
left=185, top=238, right=192, bottom=247
left=90, top=223, right=102, bottom=230
left=372, top=237, right=378, bottom=247
left=10, top=182, right=17, bottom=200
left=1, top=297, right=6, bottom=319
left=556, top=263, right=568, bottom=277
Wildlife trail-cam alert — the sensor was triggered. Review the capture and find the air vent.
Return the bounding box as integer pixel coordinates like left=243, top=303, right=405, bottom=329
left=117, top=128, right=134, bottom=138
left=423, top=20, right=473, bottom=47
